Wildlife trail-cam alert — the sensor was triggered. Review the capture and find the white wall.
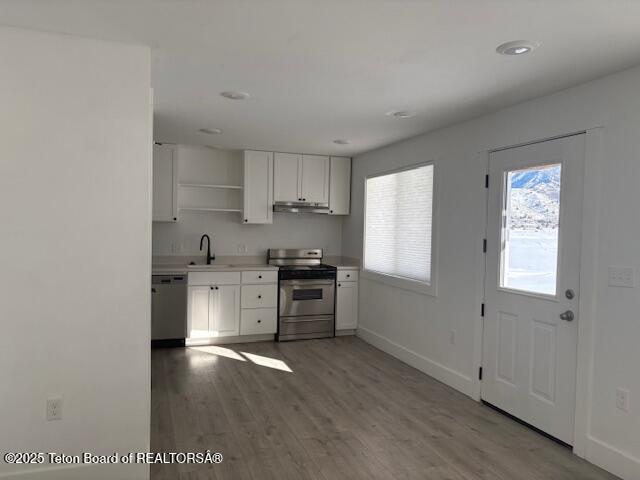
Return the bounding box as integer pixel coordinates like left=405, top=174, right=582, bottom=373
left=343, top=65, right=640, bottom=479
left=152, top=145, right=343, bottom=258
left=0, top=28, right=151, bottom=479
left=154, top=211, right=343, bottom=257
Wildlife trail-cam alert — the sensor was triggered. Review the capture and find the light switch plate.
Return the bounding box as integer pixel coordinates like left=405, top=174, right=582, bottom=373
left=47, top=396, right=63, bottom=421
left=608, top=266, right=636, bottom=288
left=616, top=388, right=630, bottom=412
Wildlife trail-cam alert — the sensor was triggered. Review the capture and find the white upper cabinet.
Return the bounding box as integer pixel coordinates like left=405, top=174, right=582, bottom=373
left=274, top=153, right=301, bottom=202
left=329, top=156, right=351, bottom=215
left=301, top=154, right=330, bottom=204
left=274, top=153, right=330, bottom=204
left=152, top=144, right=178, bottom=222
left=243, top=150, right=273, bottom=224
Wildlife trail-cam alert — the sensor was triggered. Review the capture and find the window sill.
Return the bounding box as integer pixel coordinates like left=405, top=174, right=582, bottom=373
left=361, top=270, right=437, bottom=297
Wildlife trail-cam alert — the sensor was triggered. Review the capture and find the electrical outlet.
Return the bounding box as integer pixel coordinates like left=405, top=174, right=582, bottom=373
left=237, top=244, right=247, bottom=254
left=449, top=330, right=456, bottom=345
left=616, top=388, right=630, bottom=412
left=46, top=397, right=63, bottom=421
left=608, top=266, right=636, bottom=288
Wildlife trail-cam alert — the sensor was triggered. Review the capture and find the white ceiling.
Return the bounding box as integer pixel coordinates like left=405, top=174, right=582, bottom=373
left=3, top=0, right=640, bottom=155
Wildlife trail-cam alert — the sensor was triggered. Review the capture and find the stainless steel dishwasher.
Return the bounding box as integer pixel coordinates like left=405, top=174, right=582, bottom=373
left=151, top=275, right=187, bottom=346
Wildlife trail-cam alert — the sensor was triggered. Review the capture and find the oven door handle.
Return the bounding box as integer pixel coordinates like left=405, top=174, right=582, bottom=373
left=280, top=279, right=334, bottom=286
left=281, top=315, right=334, bottom=323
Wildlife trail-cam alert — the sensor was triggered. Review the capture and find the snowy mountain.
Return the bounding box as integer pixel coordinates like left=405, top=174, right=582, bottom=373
left=508, top=166, right=561, bottom=231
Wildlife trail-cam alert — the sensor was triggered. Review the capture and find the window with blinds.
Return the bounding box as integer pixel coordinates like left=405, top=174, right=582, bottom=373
left=364, top=163, right=434, bottom=285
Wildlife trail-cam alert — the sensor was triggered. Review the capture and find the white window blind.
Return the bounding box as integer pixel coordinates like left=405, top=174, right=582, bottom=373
left=364, top=164, right=433, bottom=284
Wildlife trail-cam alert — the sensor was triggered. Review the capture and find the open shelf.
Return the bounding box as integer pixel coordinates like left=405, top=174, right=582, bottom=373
left=175, top=146, right=244, bottom=215
left=179, top=183, right=243, bottom=190
left=179, top=207, right=242, bottom=213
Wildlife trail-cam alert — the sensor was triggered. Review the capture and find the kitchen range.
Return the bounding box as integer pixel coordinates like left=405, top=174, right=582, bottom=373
left=268, top=248, right=337, bottom=341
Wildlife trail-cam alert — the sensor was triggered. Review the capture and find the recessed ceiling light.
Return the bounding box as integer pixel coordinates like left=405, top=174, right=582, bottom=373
left=496, top=40, right=540, bottom=56
left=220, top=91, right=250, bottom=100
left=199, top=128, right=222, bottom=135
left=386, top=110, right=416, bottom=119
left=333, top=139, right=351, bottom=145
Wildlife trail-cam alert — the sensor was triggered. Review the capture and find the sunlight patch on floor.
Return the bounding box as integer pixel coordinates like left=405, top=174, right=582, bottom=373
left=185, top=344, right=293, bottom=372
left=241, top=351, right=293, bottom=372
left=189, top=345, right=247, bottom=361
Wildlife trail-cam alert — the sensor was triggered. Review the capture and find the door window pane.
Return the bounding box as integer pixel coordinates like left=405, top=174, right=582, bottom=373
left=500, top=164, right=561, bottom=295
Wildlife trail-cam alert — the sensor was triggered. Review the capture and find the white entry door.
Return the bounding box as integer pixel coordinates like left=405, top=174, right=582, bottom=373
left=482, top=134, right=585, bottom=445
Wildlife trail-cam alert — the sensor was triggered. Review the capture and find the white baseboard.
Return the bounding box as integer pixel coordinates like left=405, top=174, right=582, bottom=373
left=582, top=435, right=640, bottom=480
left=0, top=463, right=147, bottom=479
left=357, top=326, right=475, bottom=398
left=336, top=329, right=356, bottom=336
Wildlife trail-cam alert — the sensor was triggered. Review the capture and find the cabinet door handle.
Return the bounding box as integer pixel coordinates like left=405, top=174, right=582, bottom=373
left=210, top=286, right=214, bottom=290
left=257, top=319, right=262, bottom=323
left=338, top=283, right=341, bottom=287
left=258, top=275, right=262, bottom=279
left=215, top=286, right=219, bottom=290
left=258, top=294, right=262, bottom=299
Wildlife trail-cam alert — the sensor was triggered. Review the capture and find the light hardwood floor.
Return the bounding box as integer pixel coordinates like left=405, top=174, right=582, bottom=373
left=151, top=336, right=618, bottom=480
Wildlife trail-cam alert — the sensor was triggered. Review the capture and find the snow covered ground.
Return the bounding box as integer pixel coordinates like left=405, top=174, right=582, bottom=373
left=502, top=165, right=561, bottom=295
left=503, top=230, right=558, bottom=295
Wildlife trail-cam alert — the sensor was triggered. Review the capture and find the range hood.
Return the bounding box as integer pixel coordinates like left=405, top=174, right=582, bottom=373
left=273, top=201, right=329, bottom=214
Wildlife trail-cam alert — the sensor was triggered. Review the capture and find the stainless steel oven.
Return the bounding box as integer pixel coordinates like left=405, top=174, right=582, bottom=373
left=279, top=279, right=334, bottom=317
left=268, top=248, right=337, bottom=341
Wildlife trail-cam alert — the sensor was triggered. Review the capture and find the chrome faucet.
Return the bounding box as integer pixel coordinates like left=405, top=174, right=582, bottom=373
left=199, top=234, right=215, bottom=264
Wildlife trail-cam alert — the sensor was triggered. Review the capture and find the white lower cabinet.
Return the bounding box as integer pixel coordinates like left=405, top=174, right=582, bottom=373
left=187, top=284, right=240, bottom=338
left=240, top=308, right=277, bottom=335
left=240, top=271, right=277, bottom=335
left=188, top=286, right=212, bottom=338
left=241, top=284, right=278, bottom=309
left=336, top=277, right=358, bottom=330
left=188, top=269, right=277, bottom=341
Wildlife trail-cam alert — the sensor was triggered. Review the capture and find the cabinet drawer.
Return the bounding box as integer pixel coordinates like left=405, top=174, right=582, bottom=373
left=241, top=270, right=278, bottom=284
left=337, top=270, right=358, bottom=282
left=188, top=271, right=241, bottom=286
left=241, top=284, right=277, bottom=308
left=240, top=308, right=277, bottom=335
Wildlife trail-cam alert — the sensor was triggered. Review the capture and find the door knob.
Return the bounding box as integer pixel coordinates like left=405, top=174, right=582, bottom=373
left=559, top=310, right=574, bottom=322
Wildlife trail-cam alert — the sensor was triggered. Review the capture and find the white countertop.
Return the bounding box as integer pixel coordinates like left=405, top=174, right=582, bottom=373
left=323, top=256, right=361, bottom=269
left=152, top=255, right=361, bottom=275
left=152, top=255, right=278, bottom=275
